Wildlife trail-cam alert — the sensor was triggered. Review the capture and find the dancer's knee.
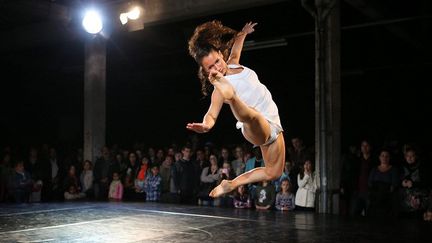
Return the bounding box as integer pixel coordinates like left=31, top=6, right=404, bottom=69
left=239, top=113, right=257, bottom=124
left=264, top=167, right=282, bottom=181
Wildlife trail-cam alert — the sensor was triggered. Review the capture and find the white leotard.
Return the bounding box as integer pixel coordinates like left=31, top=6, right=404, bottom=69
left=225, top=64, right=283, bottom=144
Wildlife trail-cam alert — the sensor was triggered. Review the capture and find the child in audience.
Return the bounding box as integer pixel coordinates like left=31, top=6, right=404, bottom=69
left=108, top=172, right=123, bottom=201
left=233, top=185, right=252, bottom=209
left=64, top=184, right=85, bottom=201
left=80, top=160, right=94, bottom=198
left=254, top=180, right=276, bottom=210
left=135, top=157, right=149, bottom=193
left=275, top=178, right=295, bottom=211
left=144, top=165, right=162, bottom=202
left=123, top=173, right=136, bottom=201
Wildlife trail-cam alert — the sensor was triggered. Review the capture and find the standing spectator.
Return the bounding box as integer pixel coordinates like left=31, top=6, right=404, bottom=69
left=9, top=161, right=32, bottom=203
left=275, top=178, right=295, bottom=211
left=154, top=149, right=165, bottom=167
left=136, top=149, right=144, bottom=163
left=122, top=150, right=130, bottom=165
left=94, top=146, right=113, bottom=200
left=108, top=172, right=123, bottom=201
left=63, top=165, right=81, bottom=194
left=167, top=147, right=176, bottom=158
left=219, top=147, right=231, bottom=168
left=174, top=151, right=182, bottom=163
left=145, top=165, right=162, bottom=202
left=146, top=148, right=155, bottom=164
left=25, top=147, right=40, bottom=179
left=295, top=159, right=318, bottom=211
left=254, top=180, right=276, bottom=210
left=125, top=152, right=140, bottom=178
left=193, top=149, right=208, bottom=193
left=233, top=185, right=252, bottom=209
left=287, top=136, right=313, bottom=173
left=231, top=146, right=245, bottom=177
left=398, top=148, right=429, bottom=215
left=368, top=148, right=399, bottom=217
left=80, top=160, right=94, bottom=198
left=173, top=146, right=196, bottom=204
left=215, top=161, right=236, bottom=207
left=41, top=147, right=63, bottom=201
left=349, top=140, right=375, bottom=216
left=198, top=154, right=220, bottom=206
left=114, top=153, right=127, bottom=177
left=26, top=148, right=44, bottom=202
left=159, top=155, right=174, bottom=202
left=1, top=153, right=13, bottom=202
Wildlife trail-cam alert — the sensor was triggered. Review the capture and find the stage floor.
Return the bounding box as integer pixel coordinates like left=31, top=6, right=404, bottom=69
left=0, top=202, right=430, bottom=242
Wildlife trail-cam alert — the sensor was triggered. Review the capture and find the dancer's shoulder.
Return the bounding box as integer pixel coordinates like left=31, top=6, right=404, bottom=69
left=227, top=63, right=243, bottom=69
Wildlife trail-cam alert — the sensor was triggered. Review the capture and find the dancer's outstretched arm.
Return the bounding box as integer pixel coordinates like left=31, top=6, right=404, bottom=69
left=186, top=89, right=224, bottom=133
left=227, top=22, right=257, bottom=65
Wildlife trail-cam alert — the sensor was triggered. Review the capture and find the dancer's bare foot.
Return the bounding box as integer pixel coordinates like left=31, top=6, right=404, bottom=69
left=208, top=70, right=235, bottom=101
left=209, top=180, right=234, bottom=198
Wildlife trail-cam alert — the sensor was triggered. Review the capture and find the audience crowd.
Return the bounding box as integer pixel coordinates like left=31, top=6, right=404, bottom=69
left=0, top=136, right=431, bottom=221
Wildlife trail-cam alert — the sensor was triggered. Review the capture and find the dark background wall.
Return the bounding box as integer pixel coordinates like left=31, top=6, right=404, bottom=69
left=1, top=0, right=431, bottom=152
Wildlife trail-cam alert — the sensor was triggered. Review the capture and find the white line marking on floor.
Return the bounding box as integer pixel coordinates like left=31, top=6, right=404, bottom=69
left=122, top=207, right=248, bottom=221
left=0, top=206, right=97, bottom=217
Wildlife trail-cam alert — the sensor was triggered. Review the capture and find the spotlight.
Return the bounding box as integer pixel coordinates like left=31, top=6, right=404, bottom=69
left=127, top=6, right=140, bottom=20
left=82, top=10, right=103, bottom=34
left=119, top=13, right=128, bottom=25
left=119, top=6, right=142, bottom=25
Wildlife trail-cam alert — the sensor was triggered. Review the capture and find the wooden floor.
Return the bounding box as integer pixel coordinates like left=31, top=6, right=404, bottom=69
left=0, top=202, right=430, bottom=242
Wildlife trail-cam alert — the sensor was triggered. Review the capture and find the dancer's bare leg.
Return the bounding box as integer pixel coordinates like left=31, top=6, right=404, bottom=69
left=209, top=134, right=285, bottom=197
left=209, top=76, right=285, bottom=198
left=210, top=76, right=270, bottom=146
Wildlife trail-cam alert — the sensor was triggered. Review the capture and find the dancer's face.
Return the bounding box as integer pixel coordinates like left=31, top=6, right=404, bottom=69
left=201, top=50, right=227, bottom=75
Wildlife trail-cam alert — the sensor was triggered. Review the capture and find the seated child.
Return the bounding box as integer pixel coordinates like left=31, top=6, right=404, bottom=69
left=275, top=178, right=295, bottom=211
left=254, top=180, right=275, bottom=210
left=233, top=185, right=252, bottom=209
left=64, top=184, right=86, bottom=201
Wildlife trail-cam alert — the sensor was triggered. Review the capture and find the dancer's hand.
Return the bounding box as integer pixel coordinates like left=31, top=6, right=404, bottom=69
left=186, top=122, right=210, bottom=133
left=241, top=21, right=257, bottom=35
left=208, top=69, right=223, bottom=83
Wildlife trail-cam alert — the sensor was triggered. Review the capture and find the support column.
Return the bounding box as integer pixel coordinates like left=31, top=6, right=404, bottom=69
left=302, top=0, right=341, bottom=214
left=84, top=36, right=106, bottom=162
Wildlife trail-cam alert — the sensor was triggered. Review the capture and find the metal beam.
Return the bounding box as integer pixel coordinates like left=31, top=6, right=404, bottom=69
left=0, top=0, right=288, bottom=52
left=0, top=0, right=70, bottom=23
left=137, top=0, right=288, bottom=26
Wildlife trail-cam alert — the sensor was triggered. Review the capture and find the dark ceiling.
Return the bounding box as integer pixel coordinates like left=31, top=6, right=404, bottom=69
left=1, top=0, right=431, bottom=150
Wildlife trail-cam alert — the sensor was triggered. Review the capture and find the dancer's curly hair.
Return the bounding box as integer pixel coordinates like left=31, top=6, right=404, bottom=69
left=188, top=20, right=238, bottom=96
